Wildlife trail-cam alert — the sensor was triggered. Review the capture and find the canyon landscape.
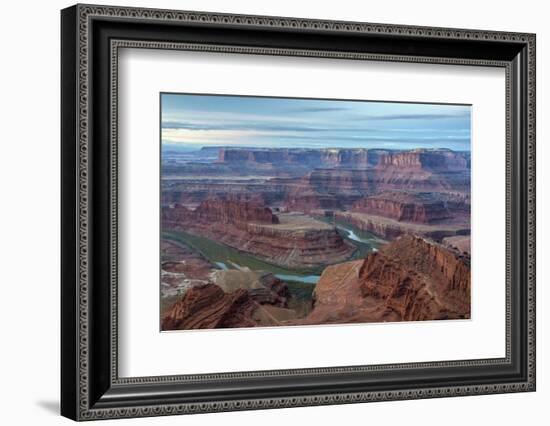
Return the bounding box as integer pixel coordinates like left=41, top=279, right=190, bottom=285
left=160, top=94, right=471, bottom=330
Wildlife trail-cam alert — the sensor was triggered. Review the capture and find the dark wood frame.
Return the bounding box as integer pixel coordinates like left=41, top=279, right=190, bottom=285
left=61, top=4, right=536, bottom=421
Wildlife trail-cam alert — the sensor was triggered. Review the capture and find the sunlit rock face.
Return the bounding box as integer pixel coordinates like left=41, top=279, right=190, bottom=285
left=302, top=235, right=470, bottom=325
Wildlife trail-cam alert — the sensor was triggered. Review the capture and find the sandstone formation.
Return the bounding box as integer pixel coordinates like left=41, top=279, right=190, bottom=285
left=280, top=167, right=469, bottom=212
left=161, top=181, right=287, bottom=206
left=161, top=146, right=472, bottom=330
left=161, top=236, right=471, bottom=329
left=162, top=284, right=261, bottom=329
left=351, top=192, right=451, bottom=224
left=283, top=193, right=344, bottom=213
left=162, top=199, right=355, bottom=269
left=217, top=147, right=385, bottom=168
left=160, top=240, right=215, bottom=298
left=334, top=211, right=469, bottom=241
left=162, top=198, right=277, bottom=227
left=216, top=147, right=469, bottom=172
left=161, top=282, right=298, bottom=330
left=302, top=235, right=470, bottom=325
left=163, top=148, right=471, bottom=209
left=211, top=268, right=290, bottom=307
left=442, top=235, right=471, bottom=255
left=192, top=198, right=279, bottom=224
left=160, top=247, right=297, bottom=330
left=376, top=149, right=468, bottom=172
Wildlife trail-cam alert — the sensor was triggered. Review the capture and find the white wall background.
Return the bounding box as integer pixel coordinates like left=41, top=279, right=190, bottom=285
left=0, top=0, right=547, bottom=424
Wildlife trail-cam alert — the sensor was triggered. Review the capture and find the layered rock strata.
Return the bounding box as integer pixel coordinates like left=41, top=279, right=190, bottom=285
left=302, top=235, right=470, bottom=324
left=161, top=280, right=298, bottom=330
left=162, top=284, right=261, bottom=329
left=442, top=235, right=471, bottom=255
left=162, top=235, right=471, bottom=329
left=217, top=147, right=386, bottom=168
left=160, top=240, right=215, bottom=298
left=162, top=199, right=355, bottom=269
left=376, top=149, right=468, bottom=172
left=351, top=192, right=452, bottom=224
left=211, top=269, right=290, bottom=307
left=334, top=211, right=470, bottom=241
left=217, top=147, right=469, bottom=172
left=163, top=148, right=471, bottom=209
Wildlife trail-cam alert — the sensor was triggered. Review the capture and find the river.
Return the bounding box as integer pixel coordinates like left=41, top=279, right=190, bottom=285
left=163, top=221, right=382, bottom=287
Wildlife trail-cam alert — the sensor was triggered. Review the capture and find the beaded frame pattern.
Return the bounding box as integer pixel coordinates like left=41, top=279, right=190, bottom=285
left=74, top=4, right=535, bottom=420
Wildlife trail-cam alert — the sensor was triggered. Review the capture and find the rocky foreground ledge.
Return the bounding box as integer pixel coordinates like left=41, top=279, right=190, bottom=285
left=302, top=235, right=470, bottom=324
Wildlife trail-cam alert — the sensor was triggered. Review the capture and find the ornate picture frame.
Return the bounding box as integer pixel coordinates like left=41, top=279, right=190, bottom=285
left=61, top=4, right=535, bottom=421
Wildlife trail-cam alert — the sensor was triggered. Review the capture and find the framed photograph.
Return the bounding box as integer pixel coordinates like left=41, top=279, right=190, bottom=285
left=61, top=4, right=536, bottom=421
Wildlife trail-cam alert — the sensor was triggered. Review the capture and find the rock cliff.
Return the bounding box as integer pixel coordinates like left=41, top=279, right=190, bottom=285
left=217, top=147, right=386, bottom=168
left=211, top=269, right=290, bottom=307
left=161, top=280, right=298, bottom=330
left=217, top=148, right=469, bottom=173
left=302, top=235, right=470, bottom=324
left=352, top=192, right=451, bottom=223
left=376, top=149, right=468, bottom=172
left=164, top=148, right=470, bottom=208
left=160, top=240, right=215, bottom=299
left=162, top=199, right=355, bottom=269
left=161, top=284, right=261, bottom=329
left=194, top=198, right=279, bottom=225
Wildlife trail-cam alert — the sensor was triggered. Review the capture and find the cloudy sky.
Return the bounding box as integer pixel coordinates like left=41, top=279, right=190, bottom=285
left=161, top=93, right=471, bottom=151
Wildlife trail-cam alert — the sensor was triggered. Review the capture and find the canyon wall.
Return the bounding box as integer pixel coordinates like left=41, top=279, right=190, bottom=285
left=334, top=211, right=469, bottom=241
left=162, top=199, right=355, bottom=269
left=161, top=259, right=295, bottom=330
left=162, top=281, right=300, bottom=330
left=162, top=235, right=471, bottom=329
left=192, top=198, right=279, bottom=225
left=351, top=192, right=451, bottom=224
left=376, top=149, right=468, bottom=172
left=164, top=148, right=470, bottom=209
left=303, top=235, right=470, bottom=324
left=162, top=284, right=264, bottom=329
left=217, top=147, right=386, bottom=168
left=217, top=147, right=469, bottom=172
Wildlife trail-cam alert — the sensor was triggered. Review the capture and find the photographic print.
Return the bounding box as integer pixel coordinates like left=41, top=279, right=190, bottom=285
left=160, top=93, right=471, bottom=331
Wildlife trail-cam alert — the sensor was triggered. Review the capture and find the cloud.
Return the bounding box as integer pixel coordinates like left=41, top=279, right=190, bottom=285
left=161, top=120, right=343, bottom=133
left=161, top=128, right=261, bottom=144
left=284, top=106, right=349, bottom=113
left=161, top=96, right=471, bottom=150
left=354, top=111, right=470, bottom=121
left=162, top=126, right=470, bottom=148
left=281, top=134, right=470, bottom=144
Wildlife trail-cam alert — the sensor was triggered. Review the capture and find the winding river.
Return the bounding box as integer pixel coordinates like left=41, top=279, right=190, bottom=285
left=163, top=219, right=382, bottom=286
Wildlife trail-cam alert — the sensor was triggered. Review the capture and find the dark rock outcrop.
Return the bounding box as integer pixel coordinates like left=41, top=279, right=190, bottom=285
left=211, top=269, right=290, bottom=307
left=161, top=284, right=260, bottom=330
left=161, top=280, right=297, bottom=330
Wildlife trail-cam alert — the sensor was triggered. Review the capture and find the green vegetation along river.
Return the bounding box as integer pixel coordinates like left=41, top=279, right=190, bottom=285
left=162, top=225, right=382, bottom=316
left=162, top=229, right=325, bottom=279
left=162, top=220, right=382, bottom=286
